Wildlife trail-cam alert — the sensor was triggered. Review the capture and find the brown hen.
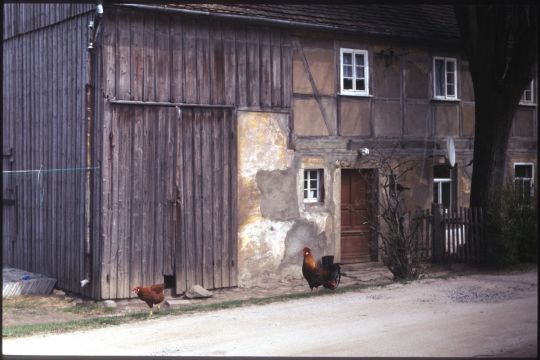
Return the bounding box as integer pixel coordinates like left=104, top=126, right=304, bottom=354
left=302, top=247, right=341, bottom=292
left=132, top=283, right=165, bottom=316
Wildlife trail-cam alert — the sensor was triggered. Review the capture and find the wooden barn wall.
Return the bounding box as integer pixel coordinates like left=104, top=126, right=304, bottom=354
left=99, top=7, right=287, bottom=298
left=2, top=9, right=102, bottom=299
left=3, top=3, right=94, bottom=41
left=102, top=7, right=292, bottom=108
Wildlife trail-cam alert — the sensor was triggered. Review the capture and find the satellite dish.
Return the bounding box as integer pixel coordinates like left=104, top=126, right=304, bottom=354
left=446, top=136, right=456, bottom=167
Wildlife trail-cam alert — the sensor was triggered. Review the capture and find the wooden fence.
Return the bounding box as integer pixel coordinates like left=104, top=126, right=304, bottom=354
left=413, top=204, right=486, bottom=264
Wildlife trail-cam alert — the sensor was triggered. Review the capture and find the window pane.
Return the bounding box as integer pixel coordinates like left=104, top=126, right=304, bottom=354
left=356, top=79, right=365, bottom=91
left=343, top=53, right=352, bottom=65
left=343, top=65, right=353, bottom=78
left=435, top=59, right=445, bottom=96
left=355, top=65, right=364, bottom=79
left=515, top=165, right=532, bottom=178
left=446, top=60, right=455, bottom=73
left=304, top=189, right=308, bottom=199
left=355, top=53, right=364, bottom=66
left=343, top=78, right=353, bottom=90
left=434, top=164, right=451, bottom=178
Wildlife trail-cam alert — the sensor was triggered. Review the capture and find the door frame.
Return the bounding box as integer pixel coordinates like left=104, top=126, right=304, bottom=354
left=334, top=167, right=379, bottom=263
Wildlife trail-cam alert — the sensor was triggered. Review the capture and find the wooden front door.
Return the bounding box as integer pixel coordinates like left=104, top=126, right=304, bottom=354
left=341, top=169, right=374, bottom=263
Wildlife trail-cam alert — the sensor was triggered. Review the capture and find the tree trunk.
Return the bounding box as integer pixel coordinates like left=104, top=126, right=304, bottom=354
left=454, top=5, right=537, bottom=209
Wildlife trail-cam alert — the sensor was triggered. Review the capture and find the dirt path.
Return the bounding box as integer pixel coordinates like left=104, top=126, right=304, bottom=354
left=3, top=270, right=537, bottom=357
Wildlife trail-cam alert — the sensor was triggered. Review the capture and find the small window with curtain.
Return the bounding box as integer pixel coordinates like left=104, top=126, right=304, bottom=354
left=303, top=169, right=324, bottom=203
left=433, top=164, right=455, bottom=211
left=514, top=163, right=534, bottom=203
left=340, top=48, right=370, bottom=96
left=433, top=57, right=458, bottom=100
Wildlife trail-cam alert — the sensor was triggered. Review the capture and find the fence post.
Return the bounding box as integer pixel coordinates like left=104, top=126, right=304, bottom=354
left=431, top=203, right=442, bottom=262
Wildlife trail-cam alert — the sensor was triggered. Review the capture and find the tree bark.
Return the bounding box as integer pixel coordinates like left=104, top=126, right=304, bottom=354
left=454, top=5, right=537, bottom=209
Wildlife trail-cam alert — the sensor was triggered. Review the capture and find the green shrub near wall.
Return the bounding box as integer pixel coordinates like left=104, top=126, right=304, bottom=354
left=485, top=184, right=537, bottom=267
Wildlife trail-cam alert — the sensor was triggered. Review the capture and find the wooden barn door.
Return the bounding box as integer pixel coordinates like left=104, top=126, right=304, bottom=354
left=340, top=169, right=374, bottom=263
left=105, top=105, right=236, bottom=299
left=174, top=107, right=237, bottom=293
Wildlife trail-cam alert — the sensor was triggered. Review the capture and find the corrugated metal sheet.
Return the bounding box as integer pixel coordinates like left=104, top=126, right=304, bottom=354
left=2, top=267, right=57, bottom=297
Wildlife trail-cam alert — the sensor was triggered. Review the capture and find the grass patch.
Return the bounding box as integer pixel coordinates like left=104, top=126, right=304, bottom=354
left=2, top=281, right=389, bottom=339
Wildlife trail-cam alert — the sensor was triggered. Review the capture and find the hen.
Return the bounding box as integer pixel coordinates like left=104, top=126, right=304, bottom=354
left=302, top=247, right=341, bottom=292
left=132, top=283, right=165, bottom=316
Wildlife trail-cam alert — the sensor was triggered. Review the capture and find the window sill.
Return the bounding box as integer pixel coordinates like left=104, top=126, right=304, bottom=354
left=518, top=102, right=537, bottom=107
left=431, top=98, right=461, bottom=103
left=303, top=201, right=326, bottom=210
left=338, top=92, right=372, bottom=98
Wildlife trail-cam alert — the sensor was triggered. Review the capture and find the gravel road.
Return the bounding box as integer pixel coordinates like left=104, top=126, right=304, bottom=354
left=3, top=270, right=537, bottom=357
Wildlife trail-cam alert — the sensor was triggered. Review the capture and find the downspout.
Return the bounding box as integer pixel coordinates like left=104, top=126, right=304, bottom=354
left=81, top=2, right=103, bottom=288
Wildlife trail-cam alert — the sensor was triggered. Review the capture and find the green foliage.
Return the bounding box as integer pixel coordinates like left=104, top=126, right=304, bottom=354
left=485, top=183, right=537, bottom=267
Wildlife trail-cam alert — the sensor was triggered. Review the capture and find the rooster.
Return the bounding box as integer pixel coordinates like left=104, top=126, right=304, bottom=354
left=302, top=247, right=341, bottom=292
left=132, top=283, right=165, bottom=316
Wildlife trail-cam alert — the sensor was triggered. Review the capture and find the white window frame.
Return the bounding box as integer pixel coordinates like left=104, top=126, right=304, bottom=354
left=433, top=56, right=458, bottom=100
left=513, top=162, right=534, bottom=198
left=340, top=48, right=370, bottom=96
left=519, top=80, right=535, bottom=105
left=434, top=178, right=453, bottom=212
left=303, top=169, right=322, bottom=203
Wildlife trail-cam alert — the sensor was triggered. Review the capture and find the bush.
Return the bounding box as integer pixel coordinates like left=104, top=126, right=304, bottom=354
left=485, top=183, right=537, bottom=267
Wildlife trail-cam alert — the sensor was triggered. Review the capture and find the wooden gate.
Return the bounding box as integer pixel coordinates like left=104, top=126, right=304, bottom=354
left=340, top=169, right=375, bottom=263
left=105, top=104, right=236, bottom=299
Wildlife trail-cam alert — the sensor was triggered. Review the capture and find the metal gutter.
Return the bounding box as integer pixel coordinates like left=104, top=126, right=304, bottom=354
left=82, top=2, right=103, bottom=289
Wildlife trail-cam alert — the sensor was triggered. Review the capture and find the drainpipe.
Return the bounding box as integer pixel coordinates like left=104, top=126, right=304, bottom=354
left=81, top=2, right=103, bottom=288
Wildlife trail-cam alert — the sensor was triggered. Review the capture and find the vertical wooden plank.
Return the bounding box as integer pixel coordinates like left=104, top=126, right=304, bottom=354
left=170, top=18, right=184, bottom=103
left=229, top=109, right=238, bottom=286
left=183, top=108, right=196, bottom=289
left=153, top=109, right=166, bottom=285
left=260, top=28, right=272, bottom=108
left=210, top=22, right=224, bottom=106
left=100, top=13, right=117, bottom=299
left=130, top=106, right=144, bottom=293
left=67, top=17, right=76, bottom=291
left=236, top=26, right=247, bottom=107
left=155, top=14, right=170, bottom=102
left=193, top=109, right=204, bottom=286
left=174, top=107, right=186, bottom=293
left=271, top=30, right=282, bottom=108
left=281, top=33, right=292, bottom=109
left=222, top=25, right=236, bottom=106
left=246, top=26, right=260, bottom=107
left=201, top=109, right=214, bottom=289
left=197, top=19, right=211, bottom=104
left=163, top=107, right=176, bottom=276
left=130, top=10, right=144, bottom=102
left=143, top=13, right=155, bottom=102
left=142, top=107, right=156, bottom=287
left=184, top=18, right=197, bottom=104
left=115, top=106, right=132, bottom=298
left=117, top=9, right=131, bottom=100
left=221, top=109, right=231, bottom=288
left=212, top=109, right=223, bottom=289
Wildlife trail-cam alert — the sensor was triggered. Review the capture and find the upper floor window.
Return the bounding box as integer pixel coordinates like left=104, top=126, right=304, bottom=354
left=340, top=48, right=370, bottom=96
left=304, top=169, right=323, bottom=203
left=514, top=163, right=534, bottom=202
left=433, top=57, right=458, bottom=100
left=519, top=80, right=535, bottom=105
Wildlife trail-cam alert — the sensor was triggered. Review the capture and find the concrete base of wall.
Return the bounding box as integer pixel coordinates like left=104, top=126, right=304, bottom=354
left=2, top=267, right=57, bottom=298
